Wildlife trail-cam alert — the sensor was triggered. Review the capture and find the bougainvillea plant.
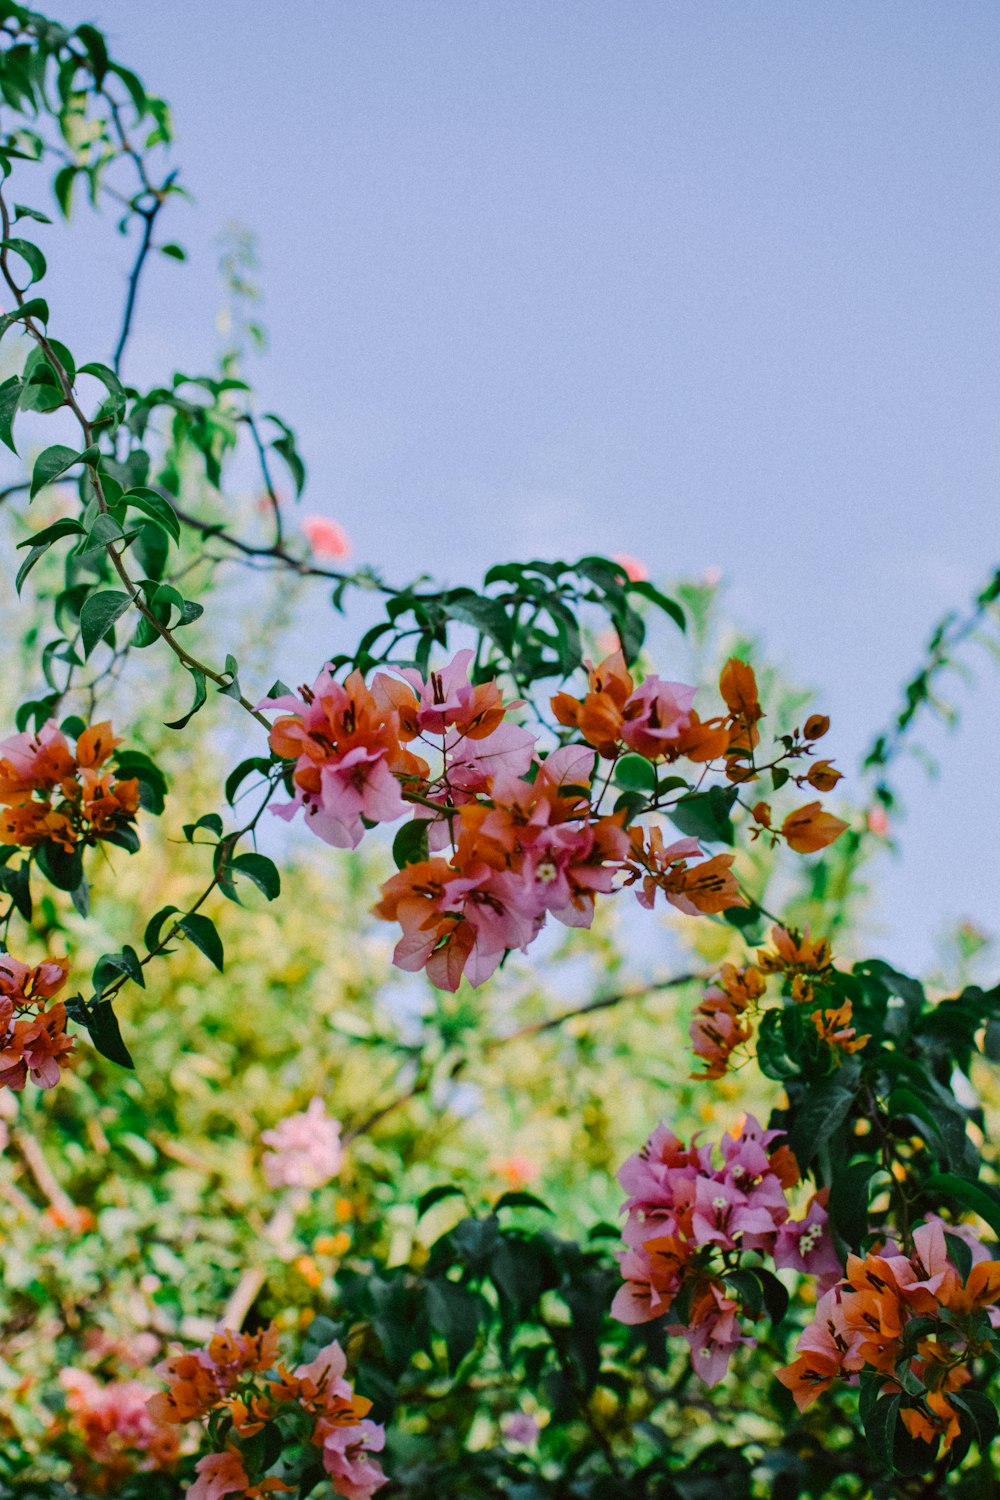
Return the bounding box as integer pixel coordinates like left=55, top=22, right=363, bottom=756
left=1, top=6, right=1000, bottom=1496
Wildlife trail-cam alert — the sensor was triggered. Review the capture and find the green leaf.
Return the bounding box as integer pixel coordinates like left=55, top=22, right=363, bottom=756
left=789, top=1081, right=856, bottom=1167
left=864, top=1392, right=900, bottom=1472
left=159, top=241, right=186, bottom=261
left=614, top=753, right=657, bottom=793
left=417, top=1184, right=467, bottom=1217
left=2, top=236, right=46, bottom=284
left=0, top=295, right=48, bottom=340
left=923, top=1173, right=1000, bottom=1239
left=668, top=785, right=740, bottom=845
left=224, top=756, right=271, bottom=806
left=426, top=1279, right=484, bottom=1369
left=114, top=750, right=168, bottom=816
left=178, top=913, right=224, bottom=971
left=80, top=361, right=126, bottom=430
left=84, top=999, right=134, bottom=1069
left=53, top=164, right=77, bottom=218
left=122, top=486, right=180, bottom=542
left=144, top=905, right=179, bottom=953
left=13, top=204, right=52, bottom=226
left=229, top=852, right=281, bottom=901
left=92, top=946, right=145, bottom=993
left=723, top=1268, right=764, bottom=1320
left=265, top=413, right=306, bottom=496
left=627, top=579, right=686, bottom=631
left=757, top=1268, right=790, bottom=1326
left=34, top=840, right=84, bottom=892
left=80, top=590, right=132, bottom=658
left=493, top=1191, right=553, bottom=1215
left=30, top=443, right=98, bottom=499
left=164, top=669, right=207, bottom=731
left=392, top=818, right=430, bottom=869
left=0, top=376, right=21, bottom=452
left=828, top=1159, right=886, bottom=1249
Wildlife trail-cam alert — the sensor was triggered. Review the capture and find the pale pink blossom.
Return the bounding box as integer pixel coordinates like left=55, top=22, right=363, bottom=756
left=262, top=1098, right=343, bottom=1190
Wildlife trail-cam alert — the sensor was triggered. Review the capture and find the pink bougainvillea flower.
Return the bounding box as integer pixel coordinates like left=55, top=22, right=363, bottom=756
left=620, top=676, right=697, bottom=759
left=262, top=1098, right=343, bottom=1190
left=775, top=1192, right=842, bottom=1286
left=319, top=1417, right=388, bottom=1499
left=301, top=515, right=351, bottom=560
left=185, top=1450, right=251, bottom=1500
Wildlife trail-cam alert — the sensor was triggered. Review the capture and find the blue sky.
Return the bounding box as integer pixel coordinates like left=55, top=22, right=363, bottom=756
left=29, top=2, right=1000, bottom=973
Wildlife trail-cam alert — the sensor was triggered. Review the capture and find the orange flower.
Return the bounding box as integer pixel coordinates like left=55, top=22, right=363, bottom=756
left=75, top=720, right=121, bottom=770
left=776, top=1350, right=841, bottom=1411
left=810, top=1001, right=869, bottom=1054
left=757, top=925, right=833, bottom=976
left=805, top=760, right=843, bottom=792
left=900, top=1391, right=962, bottom=1451
left=551, top=650, right=634, bottom=758
left=719, top=658, right=762, bottom=725
left=782, top=801, right=848, bottom=853
left=803, top=714, right=830, bottom=740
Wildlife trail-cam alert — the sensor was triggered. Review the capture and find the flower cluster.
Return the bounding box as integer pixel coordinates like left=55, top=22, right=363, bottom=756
left=0, top=952, right=72, bottom=1092
left=261, top=1097, right=343, bottom=1190
left=689, top=925, right=870, bottom=1080
left=612, top=1117, right=840, bottom=1385
left=56, top=1368, right=179, bottom=1494
left=0, top=719, right=140, bottom=855
left=263, top=650, right=845, bottom=991
left=779, top=1220, right=1000, bottom=1453
left=151, top=1325, right=387, bottom=1500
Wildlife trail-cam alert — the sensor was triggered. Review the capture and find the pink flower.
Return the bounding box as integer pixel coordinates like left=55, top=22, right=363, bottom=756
left=262, top=1098, right=343, bottom=1190
left=491, top=1154, right=540, bottom=1191
left=186, top=1451, right=250, bottom=1500
left=691, top=1176, right=779, bottom=1251
left=775, top=1195, right=842, bottom=1286
left=445, top=721, right=536, bottom=793
left=620, top=677, right=697, bottom=759
left=294, top=1337, right=352, bottom=1399
left=302, top=746, right=408, bottom=848
left=612, top=552, right=648, bottom=582
left=320, top=1418, right=388, bottom=1499
left=302, top=515, right=351, bottom=560
left=502, top=1411, right=540, bottom=1445
left=678, top=1284, right=754, bottom=1387
left=398, top=649, right=479, bottom=735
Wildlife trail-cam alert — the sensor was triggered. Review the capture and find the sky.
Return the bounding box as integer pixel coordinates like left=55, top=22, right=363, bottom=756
left=18, top=1, right=1000, bottom=974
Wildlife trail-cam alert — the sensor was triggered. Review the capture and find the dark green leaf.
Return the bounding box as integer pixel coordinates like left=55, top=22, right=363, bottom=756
left=668, top=785, right=740, bottom=845
left=864, top=1392, right=900, bottom=1472
left=0, top=376, right=21, bottom=452
left=392, top=818, right=430, bottom=869
left=923, top=1173, right=1000, bottom=1239
left=84, top=999, right=134, bottom=1069
left=122, top=486, right=180, bottom=542
left=229, top=852, right=280, bottom=901
left=417, top=1184, right=467, bottom=1217
left=164, top=669, right=207, bottom=730
left=30, top=443, right=98, bottom=499
left=80, top=590, right=132, bottom=657
left=493, top=1191, right=553, bottom=1215
left=178, top=912, right=224, bottom=971
left=1, top=236, right=46, bottom=284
